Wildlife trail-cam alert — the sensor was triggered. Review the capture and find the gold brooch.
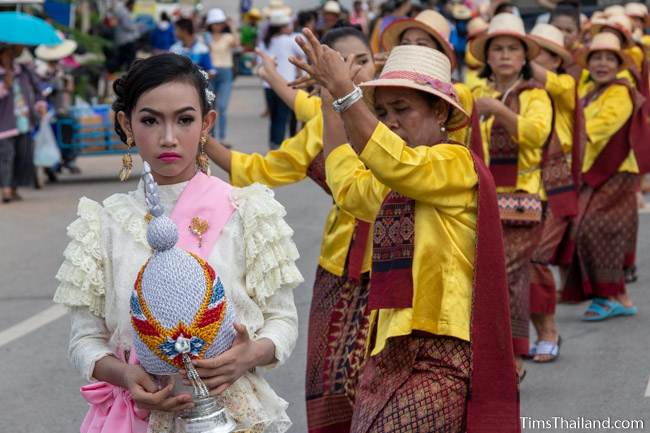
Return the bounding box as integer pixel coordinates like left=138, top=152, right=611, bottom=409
left=144, top=213, right=153, bottom=224
left=189, top=217, right=210, bottom=248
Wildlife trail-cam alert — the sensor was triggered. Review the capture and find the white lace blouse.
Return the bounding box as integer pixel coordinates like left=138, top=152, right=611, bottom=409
left=53, top=180, right=304, bottom=433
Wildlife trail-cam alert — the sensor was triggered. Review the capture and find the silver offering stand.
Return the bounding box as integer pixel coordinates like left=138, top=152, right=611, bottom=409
left=175, top=353, right=236, bottom=433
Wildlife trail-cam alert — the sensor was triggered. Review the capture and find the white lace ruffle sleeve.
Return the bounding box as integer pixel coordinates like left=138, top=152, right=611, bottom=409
left=53, top=197, right=106, bottom=317
left=231, top=183, right=303, bottom=366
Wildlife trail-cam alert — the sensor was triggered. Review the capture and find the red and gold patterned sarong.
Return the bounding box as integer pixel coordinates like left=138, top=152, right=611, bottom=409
left=306, top=267, right=370, bottom=433
left=350, top=334, right=471, bottom=433
left=562, top=173, right=639, bottom=301
left=503, top=222, right=543, bottom=356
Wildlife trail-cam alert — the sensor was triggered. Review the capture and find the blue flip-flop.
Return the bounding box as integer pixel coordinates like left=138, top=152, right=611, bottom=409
left=582, top=298, right=638, bottom=321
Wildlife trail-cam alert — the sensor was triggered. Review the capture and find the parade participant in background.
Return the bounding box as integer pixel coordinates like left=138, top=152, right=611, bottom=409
left=207, top=27, right=377, bottom=433
left=149, top=12, right=176, bottom=54
left=34, top=37, right=80, bottom=180
left=562, top=33, right=640, bottom=321
left=464, top=16, right=489, bottom=89
left=205, top=8, right=240, bottom=148
left=527, top=23, right=579, bottom=363
left=471, top=13, right=553, bottom=381
left=170, top=18, right=214, bottom=73
left=292, top=30, right=519, bottom=432
left=368, top=0, right=411, bottom=54
left=0, top=44, right=46, bottom=203
left=350, top=0, right=369, bottom=33
left=259, top=10, right=303, bottom=149
left=380, top=9, right=482, bottom=154
left=549, top=1, right=582, bottom=79
left=626, top=2, right=650, bottom=50
left=321, top=1, right=344, bottom=35
left=53, top=53, right=302, bottom=433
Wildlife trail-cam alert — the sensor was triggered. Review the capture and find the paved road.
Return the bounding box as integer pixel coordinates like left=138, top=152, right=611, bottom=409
left=1, top=39, right=650, bottom=433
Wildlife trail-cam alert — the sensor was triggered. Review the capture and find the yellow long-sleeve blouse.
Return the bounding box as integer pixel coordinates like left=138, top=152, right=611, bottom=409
left=545, top=71, right=576, bottom=155
left=293, top=90, right=321, bottom=123
left=472, top=84, right=553, bottom=197
left=578, top=81, right=638, bottom=174
left=325, top=122, right=478, bottom=355
left=230, top=111, right=373, bottom=277
left=447, top=82, right=477, bottom=146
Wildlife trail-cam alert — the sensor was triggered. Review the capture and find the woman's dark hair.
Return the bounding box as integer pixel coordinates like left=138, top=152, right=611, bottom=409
left=112, top=53, right=211, bottom=143
left=494, top=2, right=514, bottom=15
left=160, top=12, right=170, bottom=22
left=175, top=18, right=195, bottom=36
left=478, top=38, right=533, bottom=80
left=263, top=25, right=285, bottom=48
left=297, top=9, right=318, bottom=28
left=550, top=1, right=580, bottom=31
left=321, top=26, right=371, bottom=50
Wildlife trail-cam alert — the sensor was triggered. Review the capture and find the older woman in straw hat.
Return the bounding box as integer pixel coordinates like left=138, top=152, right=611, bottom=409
left=380, top=9, right=483, bottom=156
left=206, top=27, right=378, bottom=433
left=470, top=12, right=553, bottom=379
left=525, top=23, right=579, bottom=363
left=561, top=32, right=640, bottom=321
left=291, top=28, right=519, bottom=433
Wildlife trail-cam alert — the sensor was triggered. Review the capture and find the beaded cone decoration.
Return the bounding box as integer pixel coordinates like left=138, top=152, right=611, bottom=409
left=130, top=162, right=236, bottom=375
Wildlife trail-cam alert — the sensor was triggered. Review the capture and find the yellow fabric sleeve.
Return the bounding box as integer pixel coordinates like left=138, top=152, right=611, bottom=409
left=325, top=144, right=390, bottom=223
left=582, top=84, right=636, bottom=173
left=359, top=122, right=478, bottom=208
left=230, top=114, right=323, bottom=187
left=448, top=82, right=475, bottom=146
left=293, top=90, right=322, bottom=124
left=516, top=88, right=553, bottom=151
left=545, top=71, right=576, bottom=112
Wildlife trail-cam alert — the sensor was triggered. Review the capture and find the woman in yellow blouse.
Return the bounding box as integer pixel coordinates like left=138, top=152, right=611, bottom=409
left=563, top=32, right=639, bottom=321
left=527, top=23, right=578, bottom=363
left=470, top=13, right=553, bottom=378
left=291, top=30, right=519, bottom=433
left=206, top=27, right=376, bottom=433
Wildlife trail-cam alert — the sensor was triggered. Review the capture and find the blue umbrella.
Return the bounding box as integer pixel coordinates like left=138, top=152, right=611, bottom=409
left=0, top=12, right=62, bottom=46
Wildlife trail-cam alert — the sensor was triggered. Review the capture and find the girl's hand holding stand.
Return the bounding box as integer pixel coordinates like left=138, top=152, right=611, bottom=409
left=180, top=323, right=276, bottom=396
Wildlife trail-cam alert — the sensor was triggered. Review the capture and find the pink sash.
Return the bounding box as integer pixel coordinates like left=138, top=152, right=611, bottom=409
left=170, top=172, right=235, bottom=258
left=79, top=349, right=149, bottom=433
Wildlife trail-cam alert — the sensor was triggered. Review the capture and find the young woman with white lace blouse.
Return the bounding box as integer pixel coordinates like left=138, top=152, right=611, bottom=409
left=53, top=53, right=303, bottom=433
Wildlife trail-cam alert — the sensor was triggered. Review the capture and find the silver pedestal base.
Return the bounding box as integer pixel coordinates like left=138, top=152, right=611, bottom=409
left=176, top=396, right=236, bottom=433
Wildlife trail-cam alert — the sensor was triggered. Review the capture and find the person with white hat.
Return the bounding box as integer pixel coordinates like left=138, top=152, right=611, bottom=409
left=259, top=9, right=302, bottom=149
left=471, top=13, right=553, bottom=381
left=464, top=17, right=489, bottom=89
left=292, top=28, right=519, bottom=433
left=525, top=23, right=579, bottom=364
left=380, top=9, right=482, bottom=158
left=205, top=8, right=240, bottom=148
left=561, top=32, right=640, bottom=321
left=321, top=1, right=343, bottom=34
left=35, top=36, right=80, bottom=179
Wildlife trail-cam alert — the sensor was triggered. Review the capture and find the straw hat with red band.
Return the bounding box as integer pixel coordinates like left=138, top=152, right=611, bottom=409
left=360, top=45, right=468, bottom=131
left=604, top=5, right=626, bottom=18
left=467, top=16, right=489, bottom=41
left=470, top=13, right=540, bottom=63
left=381, top=10, right=457, bottom=69
left=576, top=32, right=631, bottom=70
left=530, top=23, right=573, bottom=67
left=589, top=14, right=635, bottom=48
left=625, top=2, right=650, bottom=26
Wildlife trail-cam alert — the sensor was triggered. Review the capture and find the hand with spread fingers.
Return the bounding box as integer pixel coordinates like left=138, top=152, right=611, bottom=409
left=289, top=28, right=360, bottom=99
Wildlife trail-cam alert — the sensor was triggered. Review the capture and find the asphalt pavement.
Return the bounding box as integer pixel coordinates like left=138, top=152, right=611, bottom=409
left=1, top=74, right=649, bottom=433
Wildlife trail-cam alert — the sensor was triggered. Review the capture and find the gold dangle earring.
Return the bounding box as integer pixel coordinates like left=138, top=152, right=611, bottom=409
left=119, top=136, right=134, bottom=182
left=197, top=135, right=211, bottom=176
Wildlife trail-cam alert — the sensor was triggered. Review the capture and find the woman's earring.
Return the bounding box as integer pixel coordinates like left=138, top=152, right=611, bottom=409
left=197, top=135, right=211, bottom=176
left=119, top=136, right=134, bottom=182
